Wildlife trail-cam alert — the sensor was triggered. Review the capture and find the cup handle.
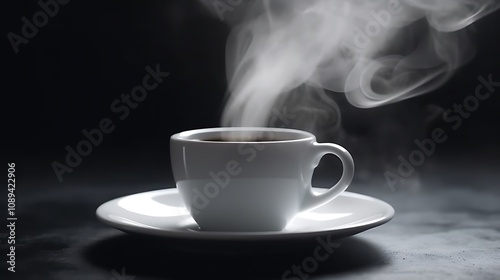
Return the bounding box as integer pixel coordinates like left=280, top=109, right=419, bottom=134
left=300, top=142, right=355, bottom=212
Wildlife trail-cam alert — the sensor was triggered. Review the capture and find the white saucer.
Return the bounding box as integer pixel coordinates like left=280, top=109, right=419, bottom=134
left=96, top=188, right=394, bottom=241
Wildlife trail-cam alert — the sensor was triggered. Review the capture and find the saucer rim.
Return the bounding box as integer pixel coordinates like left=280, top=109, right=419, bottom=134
left=96, top=188, right=395, bottom=240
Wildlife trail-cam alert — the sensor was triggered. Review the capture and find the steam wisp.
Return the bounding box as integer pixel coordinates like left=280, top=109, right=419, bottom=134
left=220, top=0, right=500, bottom=128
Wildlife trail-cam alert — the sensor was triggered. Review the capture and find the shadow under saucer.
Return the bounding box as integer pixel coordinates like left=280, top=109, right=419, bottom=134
left=84, top=232, right=390, bottom=279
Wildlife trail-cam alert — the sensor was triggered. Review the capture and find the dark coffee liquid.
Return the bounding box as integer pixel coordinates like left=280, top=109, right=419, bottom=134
left=204, top=138, right=277, bottom=142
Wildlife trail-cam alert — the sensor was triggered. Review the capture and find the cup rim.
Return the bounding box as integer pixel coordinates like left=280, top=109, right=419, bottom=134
left=171, top=127, right=315, bottom=144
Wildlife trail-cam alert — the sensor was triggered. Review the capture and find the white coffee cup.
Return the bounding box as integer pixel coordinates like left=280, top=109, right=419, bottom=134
left=170, top=127, right=354, bottom=231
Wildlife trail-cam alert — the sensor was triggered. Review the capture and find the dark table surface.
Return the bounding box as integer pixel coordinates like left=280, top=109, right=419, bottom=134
left=3, top=157, right=499, bottom=280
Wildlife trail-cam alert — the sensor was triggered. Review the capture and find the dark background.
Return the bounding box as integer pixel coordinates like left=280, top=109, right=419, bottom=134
left=1, top=1, right=500, bottom=279
left=3, top=1, right=230, bottom=188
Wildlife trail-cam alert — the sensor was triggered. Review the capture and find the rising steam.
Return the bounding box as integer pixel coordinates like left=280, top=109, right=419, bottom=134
left=219, top=0, right=500, bottom=128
